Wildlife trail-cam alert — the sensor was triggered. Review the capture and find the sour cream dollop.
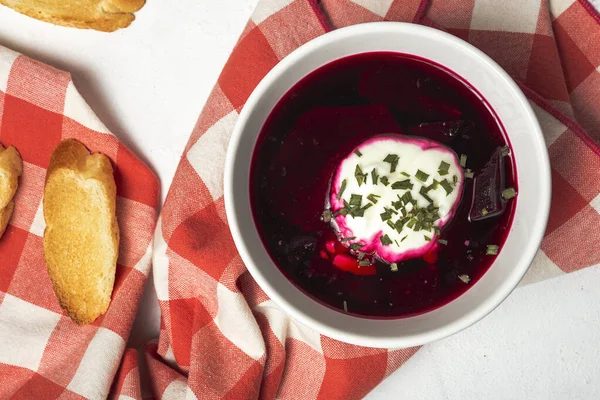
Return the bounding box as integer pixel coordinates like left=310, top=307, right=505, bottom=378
left=329, top=135, right=464, bottom=263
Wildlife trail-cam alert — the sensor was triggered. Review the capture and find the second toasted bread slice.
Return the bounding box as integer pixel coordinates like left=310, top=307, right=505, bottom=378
left=43, top=139, right=119, bottom=325
left=0, top=144, right=23, bottom=239
left=0, top=0, right=145, bottom=32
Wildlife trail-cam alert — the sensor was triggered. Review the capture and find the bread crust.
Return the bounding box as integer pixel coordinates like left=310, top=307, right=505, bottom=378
left=0, top=144, right=23, bottom=239
left=0, top=0, right=145, bottom=32
left=43, top=139, right=119, bottom=325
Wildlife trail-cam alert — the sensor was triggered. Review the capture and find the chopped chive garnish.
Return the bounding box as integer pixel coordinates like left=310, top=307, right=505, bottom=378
left=415, top=169, right=429, bottom=182
left=391, top=179, right=413, bottom=190
left=349, top=194, right=362, bottom=207
left=337, top=179, right=347, bottom=199
left=406, top=218, right=416, bottom=229
left=481, top=208, right=488, bottom=216
left=502, top=187, right=517, bottom=200
left=354, top=149, right=363, bottom=157
left=460, top=154, right=467, bottom=168
left=401, top=191, right=413, bottom=204
left=340, top=236, right=356, bottom=242
left=358, top=260, right=371, bottom=267
left=390, top=263, right=398, bottom=272
left=394, top=239, right=400, bottom=246
left=501, top=146, right=510, bottom=157
left=380, top=176, right=390, bottom=186
left=464, top=169, right=474, bottom=179
left=438, top=161, right=450, bottom=176
left=433, top=226, right=441, bottom=235
left=371, top=169, right=379, bottom=185
left=380, top=234, right=393, bottom=246
left=357, top=252, right=365, bottom=260
left=425, top=180, right=439, bottom=191
left=440, top=179, right=453, bottom=195
left=401, top=235, right=408, bottom=242
left=383, top=154, right=399, bottom=173
left=380, top=209, right=393, bottom=221
left=419, top=186, right=434, bottom=203
left=367, top=194, right=381, bottom=204
left=387, top=220, right=395, bottom=230
left=355, top=165, right=366, bottom=186
left=394, top=219, right=406, bottom=233
left=350, top=243, right=363, bottom=251
left=486, top=244, right=499, bottom=255
left=453, top=175, right=458, bottom=185
left=437, top=239, right=448, bottom=245
left=322, top=209, right=332, bottom=222
left=401, top=171, right=410, bottom=177
left=458, top=274, right=471, bottom=284
left=424, top=234, right=431, bottom=241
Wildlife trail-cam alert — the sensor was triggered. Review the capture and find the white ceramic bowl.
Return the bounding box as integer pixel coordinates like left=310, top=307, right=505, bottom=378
left=224, top=22, right=550, bottom=348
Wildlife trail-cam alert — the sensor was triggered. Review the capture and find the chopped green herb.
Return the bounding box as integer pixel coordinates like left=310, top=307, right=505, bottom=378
left=392, top=179, right=413, bottom=190
left=340, top=236, right=356, bottom=242
left=370, top=169, right=379, bottom=185
left=440, top=179, right=454, bottom=195
left=322, top=209, right=332, bottom=222
left=438, top=161, right=451, bottom=176
left=380, top=209, right=393, bottom=222
left=337, top=179, right=347, bottom=199
left=502, top=187, right=517, bottom=200
left=481, top=208, right=489, bottom=216
left=367, top=194, right=381, bottom=204
left=464, top=169, right=474, bottom=179
left=380, top=234, right=393, bottom=246
left=424, top=234, right=431, bottom=241
left=380, top=176, right=390, bottom=186
left=458, top=274, right=471, bottom=284
left=401, top=171, right=410, bottom=177
left=433, top=226, right=441, bottom=235
left=401, top=235, right=408, bottom=242
left=357, top=252, right=366, bottom=260
left=392, top=196, right=403, bottom=210
left=390, top=263, right=398, bottom=272
left=355, top=165, right=366, bottom=186
left=350, top=243, right=363, bottom=251
left=349, top=194, right=362, bottom=207
left=425, top=180, right=439, bottom=191
left=486, top=244, right=499, bottom=255
left=415, top=169, right=429, bottom=182
left=387, top=220, right=395, bottom=230
left=437, top=239, right=448, bottom=245
left=401, top=191, right=413, bottom=204
left=383, top=154, right=399, bottom=173
left=419, top=186, right=434, bottom=203
left=406, top=218, right=416, bottom=229
left=501, top=146, right=510, bottom=157
left=394, top=218, right=406, bottom=232
left=354, top=149, right=363, bottom=157
left=460, top=154, right=467, bottom=168
left=394, top=239, right=400, bottom=246
left=358, top=260, right=371, bottom=267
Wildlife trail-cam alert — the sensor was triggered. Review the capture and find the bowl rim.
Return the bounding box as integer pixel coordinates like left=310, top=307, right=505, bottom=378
left=224, top=21, right=551, bottom=348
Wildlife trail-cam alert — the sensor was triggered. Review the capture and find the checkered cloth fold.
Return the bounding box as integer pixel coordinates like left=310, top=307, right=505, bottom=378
left=148, top=0, right=600, bottom=399
left=0, top=49, right=159, bottom=398
left=1, top=0, right=600, bottom=399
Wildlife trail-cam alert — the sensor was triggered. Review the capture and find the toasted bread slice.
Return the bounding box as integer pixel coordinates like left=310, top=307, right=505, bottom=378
left=0, top=0, right=145, bottom=32
left=43, top=139, right=119, bottom=325
left=0, top=144, right=23, bottom=239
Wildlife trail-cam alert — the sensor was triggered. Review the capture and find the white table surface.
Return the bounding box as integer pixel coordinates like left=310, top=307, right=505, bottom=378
left=1, top=1, right=599, bottom=399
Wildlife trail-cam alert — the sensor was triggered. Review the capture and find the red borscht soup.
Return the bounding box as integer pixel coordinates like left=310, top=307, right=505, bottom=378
left=250, top=52, right=516, bottom=318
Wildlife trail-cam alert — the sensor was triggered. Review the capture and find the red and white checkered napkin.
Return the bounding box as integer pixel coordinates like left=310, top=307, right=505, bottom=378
left=145, top=0, right=600, bottom=399
left=0, top=49, right=159, bottom=398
